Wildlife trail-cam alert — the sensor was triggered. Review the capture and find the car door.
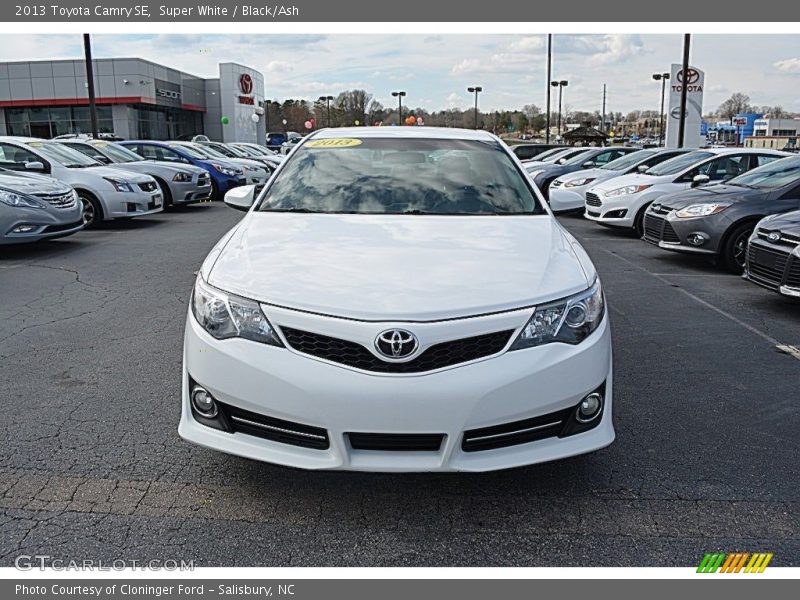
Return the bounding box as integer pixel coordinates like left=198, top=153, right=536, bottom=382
left=676, top=154, right=749, bottom=187
left=0, top=142, right=49, bottom=174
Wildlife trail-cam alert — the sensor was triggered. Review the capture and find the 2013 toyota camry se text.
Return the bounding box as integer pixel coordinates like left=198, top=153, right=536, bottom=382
left=179, top=127, right=614, bottom=472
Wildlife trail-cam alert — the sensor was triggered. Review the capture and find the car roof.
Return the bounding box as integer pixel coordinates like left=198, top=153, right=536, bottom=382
left=0, top=136, right=56, bottom=144
left=308, top=126, right=497, bottom=142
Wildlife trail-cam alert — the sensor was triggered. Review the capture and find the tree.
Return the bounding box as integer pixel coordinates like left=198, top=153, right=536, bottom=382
left=717, top=93, right=753, bottom=123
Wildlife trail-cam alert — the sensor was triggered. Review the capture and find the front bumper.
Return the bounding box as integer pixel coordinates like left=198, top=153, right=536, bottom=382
left=171, top=174, right=213, bottom=204
left=583, top=191, right=658, bottom=229
left=549, top=187, right=587, bottom=213
left=179, top=305, right=614, bottom=472
left=641, top=211, right=722, bottom=256
left=104, top=188, right=163, bottom=219
left=744, top=238, right=800, bottom=298
left=1, top=203, right=84, bottom=244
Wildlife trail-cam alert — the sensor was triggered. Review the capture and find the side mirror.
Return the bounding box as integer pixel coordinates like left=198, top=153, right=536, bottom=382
left=93, top=154, right=111, bottom=164
left=24, top=161, right=45, bottom=171
left=224, top=184, right=256, bottom=211
left=637, top=164, right=650, bottom=173
left=582, top=161, right=596, bottom=168
left=692, top=174, right=710, bottom=187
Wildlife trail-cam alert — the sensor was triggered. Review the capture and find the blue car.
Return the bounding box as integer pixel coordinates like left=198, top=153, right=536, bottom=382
left=120, top=140, right=246, bottom=199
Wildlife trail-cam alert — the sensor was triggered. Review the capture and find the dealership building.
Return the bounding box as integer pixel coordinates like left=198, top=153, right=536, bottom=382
left=0, top=58, right=265, bottom=144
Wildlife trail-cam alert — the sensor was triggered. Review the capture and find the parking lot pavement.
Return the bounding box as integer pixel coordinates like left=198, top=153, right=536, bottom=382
left=1, top=204, right=798, bottom=567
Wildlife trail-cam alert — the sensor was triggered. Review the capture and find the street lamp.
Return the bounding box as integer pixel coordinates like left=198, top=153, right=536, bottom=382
left=652, top=73, right=670, bottom=146
left=318, top=95, right=334, bottom=128
left=391, top=91, right=406, bottom=125
left=550, top=80, right=568, bottom=137
left=467, top=86, right=482, bottom=130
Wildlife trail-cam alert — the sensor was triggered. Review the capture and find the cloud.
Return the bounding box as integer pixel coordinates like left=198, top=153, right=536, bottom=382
left=508, top=37, right=544, bottom=52
left=774, top=58, right=800, bottom=73
left=586, top=35, right=645, bottom=66
left=264, top=60, right=292, bottom=73
left=446, top=92, right=463, bottom=108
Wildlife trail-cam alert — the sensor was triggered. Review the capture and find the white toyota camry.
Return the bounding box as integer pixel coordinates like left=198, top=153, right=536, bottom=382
left=179, top=127, right=614, bottom=472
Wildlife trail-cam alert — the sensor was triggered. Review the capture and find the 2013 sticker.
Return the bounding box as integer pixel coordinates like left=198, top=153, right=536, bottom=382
left=305, top=138, right=363, bottom=148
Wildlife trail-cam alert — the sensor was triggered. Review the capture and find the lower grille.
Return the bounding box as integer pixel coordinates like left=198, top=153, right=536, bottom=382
left=35, top=191, right=76, bottom=209
left=643, top=214, right=664, bottom=243
left=462, top=407, right=572, bottom=452
left=787, top=261, right=800, bottom=287
left=662, top=222, right=680, bottom=243
left=219, top=401, right=330, bottom=450
left=42, top=220, right=82, bottom=234
left=585, top=192, right=602, bottom=207
left=197, top=175, right=210, bottom=187
left=747, top=243, right=790, bottom=289
left=348, top=432, right=444, bottom=452
left=280, top=327, right=514, bottom=374
left=138, top=181, right=158, bottom=192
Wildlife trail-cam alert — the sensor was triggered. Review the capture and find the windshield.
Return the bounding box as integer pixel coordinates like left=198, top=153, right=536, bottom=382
left=562, top=149, right=599, bottom=166
left=645, top=151, right=715, bottom=176
left=28, top=141, right=100, bottom=168
left=169, top=143, right=207, bottom=159
left=233, top=144, right=262, bottom=158
left=206, top=143, right=242, bottom=158
left=91, top=142, right=143, bottom=163
left=546, top=148, right=588, bottom=164
left=194, top=145, right=228, bottom=159
left=258, top=137, right=543, bottom=215
left=727, top=157, right=800, bottom=189
left=600, top=150, right=654, bottom=171
left=530, top=147, right=567, bottom=161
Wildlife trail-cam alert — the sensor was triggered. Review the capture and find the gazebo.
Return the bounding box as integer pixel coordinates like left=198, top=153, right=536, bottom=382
left=563, top=124, right=609, bottom=146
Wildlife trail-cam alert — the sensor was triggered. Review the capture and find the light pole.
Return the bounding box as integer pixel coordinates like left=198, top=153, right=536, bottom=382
left=83, top=34, right=99, bottom=139
left=391, top=91, right=406, bottom=125
left=677, top=34, right=691, bottom=148
left=467, top=86, right=482, bottom=130
left=550, top=80, right=568, bottom=137
left=318, top=95, right=334, bottom=128
left=545, top=34, right=552, bottom=143
left=652, top=73, right=669, bottom=146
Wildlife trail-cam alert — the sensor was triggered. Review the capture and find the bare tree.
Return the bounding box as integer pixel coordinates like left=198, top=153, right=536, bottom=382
left=717, top=93, right=753, bottom=123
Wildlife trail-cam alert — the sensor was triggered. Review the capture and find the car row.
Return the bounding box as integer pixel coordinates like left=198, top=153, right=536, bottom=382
left=530, top=144, right=800, bottom=299
left=0, top=136, right=285, bottom=243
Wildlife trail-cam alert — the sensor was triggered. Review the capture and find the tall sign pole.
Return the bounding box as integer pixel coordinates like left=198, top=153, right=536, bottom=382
left=677, top=33, right=691, bottom=148
left=601, top=84, right=606, bottom=133
left=83, top=34, right=99, bottom=139
left=545, top=34, right=552, bottom=143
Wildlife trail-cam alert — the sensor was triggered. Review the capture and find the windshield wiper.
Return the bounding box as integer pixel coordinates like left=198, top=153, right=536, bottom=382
left=263, top=207, right=323, bottom=213
left=728, top=182, right=758, bottom=189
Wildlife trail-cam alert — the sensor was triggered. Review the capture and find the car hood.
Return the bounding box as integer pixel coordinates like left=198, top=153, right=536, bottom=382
left=226, top=158, right=267, bottom=170
left=558, top=167, right=620, bottom=183
left=207, top=214, right=592, bottom=321
left=759, top=209, right=800, bottom=233
left=0, top=171, right=72, bottom=194
left=87, top=165, right=155, bottom=184
left=589, top=172, right=670, bottom=193
left=115, top=160, right=207, bottom=175
left=654, top=184, right=762, bottom=209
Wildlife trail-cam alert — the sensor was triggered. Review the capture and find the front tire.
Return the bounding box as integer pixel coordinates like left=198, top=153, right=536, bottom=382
left=633, top=203, right=650, bottom=238
left=78, top=192, right=103, bottom=229
left=721, top=222, right=755, bottom=274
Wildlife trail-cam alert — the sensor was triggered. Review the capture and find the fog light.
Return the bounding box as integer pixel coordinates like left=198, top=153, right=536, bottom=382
left=687, top=233, right=707, bottom=246
left=12, top=224, right=37, bottom=233
left=576, top=393, right=602, bottom=423
left=191, top=386, right=218, bottom=418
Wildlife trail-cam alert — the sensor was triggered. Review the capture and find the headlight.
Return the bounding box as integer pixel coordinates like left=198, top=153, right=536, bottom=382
left=0, top=189, right=45, bottom=209
left=510, top=279, right=605, bottom=350
left=565, top=177, right=596, bottom=188
left=103, top=177, right=135, bottom=193
left=212, top=163, right=238, bottom=177
left=675, top=203, right=731, bottom=218
left=603, top=184, right=651, bottom=198
left=172, top=172, right=193, bottom=182
left=191, top=277, right=283, bottom=347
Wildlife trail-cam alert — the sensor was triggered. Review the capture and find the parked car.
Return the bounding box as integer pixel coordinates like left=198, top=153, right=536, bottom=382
left=528, top=147, right=640, bottom=201
left=59, top=140, right=212, bottom=208
left=265, top=132, right=290, bottom=152
left=173, top=142, right=269, bottom=186
left=584, top=148, right=791, bottom=236
left=230, top=143, right=285, bottom=171
left=119, top=140, right=245, bottom=200
left=643, top=155, right=800, bottom=273
left=0, top=169, right=83, bottom=244
left=280, top=134, right=302, bottom=155
left=548, top=149, right=692, bottom=213
left=201, top=141, right=282, bottom=173
left=522, top=147, right=588, bottom=169
left=0, top=137, right=162, bottom=228
left=512, top=143, right=562, bottom=161
left=180, top=127, right=613, bottom=472
left=745, top=208, right=800, bottom=297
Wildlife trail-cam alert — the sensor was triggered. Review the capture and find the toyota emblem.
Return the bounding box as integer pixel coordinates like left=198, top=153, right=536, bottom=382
left=677, top=68, right=700, bottom=85
left=375, top=329, right=418, bottom=359
left=239, top=73, right=253, bottom=95
left=767, top=232, right=781, bottom=242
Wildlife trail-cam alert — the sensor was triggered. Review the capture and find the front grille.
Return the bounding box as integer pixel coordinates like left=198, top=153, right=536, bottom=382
left=462, top=407, right=573, bottom=452
left=35, top=191, right=76, bottom=209
left=197, top=175, right=210, bottom=186
left=787, top=260, right=800, bottom=287
left=746, top=242, right=791, bottom=289
left=280, top=327, right=514, bottom=374
left=585, top=192, right=602, bottom=207
left=218, top=400, right=330, bottom=450
left=138, top=181, right=158, bottom=192
left=756, top=228, right=800, bottom=248
left=649, top=203, right=673, bottom=216
left=348, top=432, right=444, bottom=452
left=662, top=222, right=680, bottom=243
left=643, top=214, right=664, bottom=243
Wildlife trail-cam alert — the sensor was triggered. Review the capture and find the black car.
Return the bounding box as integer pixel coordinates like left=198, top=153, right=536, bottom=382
left=744, top=209, right=800, bottom=298
left=643, top=156, right=800, bottom=273
left=512, top=143, right=561, bottom=161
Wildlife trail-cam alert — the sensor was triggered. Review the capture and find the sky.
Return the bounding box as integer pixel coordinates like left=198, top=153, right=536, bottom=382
left=2, top=33, right=799, bottom=115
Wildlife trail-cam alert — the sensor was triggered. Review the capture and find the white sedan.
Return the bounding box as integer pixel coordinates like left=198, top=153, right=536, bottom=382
left=179, top=127, right=613, bottom=472
left=584, top=148, right=791, bottom=235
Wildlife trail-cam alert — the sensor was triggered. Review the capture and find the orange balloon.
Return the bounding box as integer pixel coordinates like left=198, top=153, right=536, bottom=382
left=405, top=116, right=416, bottom=125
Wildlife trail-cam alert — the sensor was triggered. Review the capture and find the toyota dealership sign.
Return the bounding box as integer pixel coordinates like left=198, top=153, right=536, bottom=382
left=665, top=64, right=705, bottom=148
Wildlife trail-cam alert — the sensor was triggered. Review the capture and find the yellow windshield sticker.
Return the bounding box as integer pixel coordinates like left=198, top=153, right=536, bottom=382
left=94, top=142, right=108, bottom=148
left=28, top=142, right=43, bottom=148
left=305, top=138, right=363, bottom=149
